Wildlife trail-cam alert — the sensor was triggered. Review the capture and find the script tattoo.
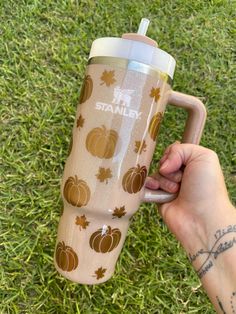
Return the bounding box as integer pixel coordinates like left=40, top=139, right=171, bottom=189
left=214, top=225, right=236, bottom=240
left=230, top=291, right=236, bottom=313
left=188, top=225, right=236, bottom=279
left=216, top=296, right=227, bottom=314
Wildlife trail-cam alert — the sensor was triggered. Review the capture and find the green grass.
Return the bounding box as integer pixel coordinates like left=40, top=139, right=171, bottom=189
left=0, top=0, right=235, bottom=313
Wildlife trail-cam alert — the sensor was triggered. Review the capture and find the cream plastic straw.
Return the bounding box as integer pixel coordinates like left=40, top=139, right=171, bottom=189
left=137, top=18, right=150, bottom=36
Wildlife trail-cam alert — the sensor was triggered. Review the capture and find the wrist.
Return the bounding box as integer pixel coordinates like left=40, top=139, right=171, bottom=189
left=186, top=208, right=236, bottom=313
left=182, top=202, right=236, bottom=265
left=186, top=202, right=236, bottom=272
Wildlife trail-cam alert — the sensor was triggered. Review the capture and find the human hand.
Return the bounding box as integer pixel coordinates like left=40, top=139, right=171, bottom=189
left=145, top=143, right=235, bottom=255
left=146, top=143, right=236, bottom=313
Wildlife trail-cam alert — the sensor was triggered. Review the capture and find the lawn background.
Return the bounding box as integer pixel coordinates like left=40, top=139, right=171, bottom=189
left=0, top=0, right=235, bottom=313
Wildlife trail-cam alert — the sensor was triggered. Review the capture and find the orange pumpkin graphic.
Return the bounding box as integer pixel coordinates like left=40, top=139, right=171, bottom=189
left=122, top=164, right=147, bottom=194
left=63, top=175, right=91, bottom=207
left=89, top=226, right=121, bottom=253
left=55, top=241, right=78, bottom=271
left=79, top=75, right=93, bottom=104
left=86, top=125, right=118, bottom=159
left=148, top=112, right=163, bottom=141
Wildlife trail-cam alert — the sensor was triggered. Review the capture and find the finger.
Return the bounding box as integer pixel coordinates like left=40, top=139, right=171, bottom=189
left=158, top=175, right=180, bottom=194
left=145, top=176, right=160, bottom=190
left=159, top=143, right=200, bottom=175
left=145, top=174, right=179, bottom=194
left=159, top=153, right=168, bottom=166
left=163, top=170, right=183, bottom=183
left=152, top=169, right=183, bottom=183
left=159, top=141, right=181, bottom=165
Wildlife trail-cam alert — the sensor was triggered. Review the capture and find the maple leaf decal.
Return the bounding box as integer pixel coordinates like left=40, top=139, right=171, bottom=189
left=112, top=206, right=126, bottom=219
left=100, top=70, right=116, bottom=87
left=93, top=267, right=107, bottom=280
left=96, top=167, right=112, bottom=184
left=75, top=214, right=90, bottom=230
left=134, top=140, right=147, bottom=154
left=77, top=114, right=84, bottom=129
left=149, top=87, right=161, bottom=102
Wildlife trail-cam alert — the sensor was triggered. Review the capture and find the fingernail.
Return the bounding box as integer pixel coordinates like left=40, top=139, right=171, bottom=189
left=159, top=153, right=168, bottom=165
left=160, top=159, right=169, bottom=171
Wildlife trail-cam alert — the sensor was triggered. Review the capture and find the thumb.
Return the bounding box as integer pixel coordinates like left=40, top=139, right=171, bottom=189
left=159, top=143, right=203, bottom=175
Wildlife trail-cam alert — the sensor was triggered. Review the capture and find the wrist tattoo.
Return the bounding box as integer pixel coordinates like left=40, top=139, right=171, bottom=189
left=215, top=291, right=236, bottom=314
left=214, top=225, right=236, bottom=240
left=216, top=296, right=226, bottom=314
left=188, top=224, right=236, bottom=279
left=231, top=291, right=236, bottom=314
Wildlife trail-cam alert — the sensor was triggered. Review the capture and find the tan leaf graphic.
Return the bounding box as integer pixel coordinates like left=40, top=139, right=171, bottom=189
left=96, top=167, right=112, bottom=184
left=77, top=114, right=84, bottom=129
left=93, top=267, right=107, bottom=280
left=100, top=70, right=116, bottom=87
left=149, top=87, right=161, bottom=102
left=134, top=140, right=147, bottom=154
left=112, top=206, right=126, bottom=219
left=75, top=214, right=90, bottom=230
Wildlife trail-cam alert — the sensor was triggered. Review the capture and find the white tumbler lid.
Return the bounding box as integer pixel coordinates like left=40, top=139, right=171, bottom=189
left=89, top=18, right=176, bottom=79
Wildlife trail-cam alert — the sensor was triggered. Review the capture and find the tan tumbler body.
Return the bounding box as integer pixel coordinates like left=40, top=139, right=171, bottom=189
left=54, top=60, right=174, bottom=284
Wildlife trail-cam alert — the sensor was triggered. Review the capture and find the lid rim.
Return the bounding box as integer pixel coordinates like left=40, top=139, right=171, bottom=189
left=89, top=37, right=176, bottom=79
left=88, top=56, right=173, bottom=84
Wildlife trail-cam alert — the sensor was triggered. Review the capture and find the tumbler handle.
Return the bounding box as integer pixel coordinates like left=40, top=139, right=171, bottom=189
left=141, top=90, right=207, bottom=204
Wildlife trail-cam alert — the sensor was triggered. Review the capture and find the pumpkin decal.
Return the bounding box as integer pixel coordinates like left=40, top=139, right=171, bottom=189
left=89, top=225, right=121, bottom=253
left=55, top=241, right=78, bottom=271
left=79, top=75, right=93, bottom=104
left=122, top=164, right=147, bottom=194
left=63, top=175, right=91, bottom=207
left=86, top=125, right=118, bottom=159
left=148, top=112, right=163, bottom=141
